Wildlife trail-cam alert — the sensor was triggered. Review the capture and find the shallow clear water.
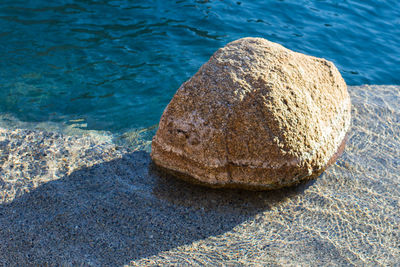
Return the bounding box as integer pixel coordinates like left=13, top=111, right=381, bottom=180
left=0, top=0, right=399, bottom=132
left=0, top=86, right=399, bottom=265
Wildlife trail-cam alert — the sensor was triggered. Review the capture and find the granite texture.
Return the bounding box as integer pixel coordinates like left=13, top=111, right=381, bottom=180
left=151, top=37, right=351, bottom=189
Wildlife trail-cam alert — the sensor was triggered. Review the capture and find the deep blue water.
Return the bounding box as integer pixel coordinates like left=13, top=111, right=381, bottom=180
left=0, top=0, right=399, bottom=133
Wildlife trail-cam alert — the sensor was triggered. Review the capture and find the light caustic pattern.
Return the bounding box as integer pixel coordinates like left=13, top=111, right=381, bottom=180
left=132, top=85, right=400, bottom=266
left=0, top=86, right=399, bottom=266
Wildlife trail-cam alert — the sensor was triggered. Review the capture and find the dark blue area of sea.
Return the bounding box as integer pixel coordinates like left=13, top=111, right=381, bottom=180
left=0, top=0, right=399, bottom=132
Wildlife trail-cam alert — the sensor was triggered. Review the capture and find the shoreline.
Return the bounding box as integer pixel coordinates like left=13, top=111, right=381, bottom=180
left=0, top=85, right=399, bottom=265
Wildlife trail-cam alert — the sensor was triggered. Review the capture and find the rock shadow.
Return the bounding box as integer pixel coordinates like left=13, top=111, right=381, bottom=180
left=0, top=151, right=312, bottom=266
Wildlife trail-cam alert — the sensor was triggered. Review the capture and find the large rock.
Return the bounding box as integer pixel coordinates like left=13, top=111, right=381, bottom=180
left=151, top=37, right=351, bottom=190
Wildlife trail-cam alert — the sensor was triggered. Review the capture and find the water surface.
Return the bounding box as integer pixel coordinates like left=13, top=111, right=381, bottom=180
left=0, top=2, right=399, bottom=264
left=0, top=85, right=398, bottom=266
left=0, top=0, right=399, bottom=132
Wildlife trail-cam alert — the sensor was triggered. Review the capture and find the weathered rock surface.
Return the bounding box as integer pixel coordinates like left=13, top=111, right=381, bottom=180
left=151, top=37, right=351, bottom=189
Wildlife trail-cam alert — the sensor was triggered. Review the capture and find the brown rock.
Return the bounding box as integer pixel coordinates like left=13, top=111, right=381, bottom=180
left=151, top=37, right=351, bottom=190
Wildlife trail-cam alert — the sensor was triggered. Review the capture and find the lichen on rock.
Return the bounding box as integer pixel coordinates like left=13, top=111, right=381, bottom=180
left=151, top=37, right=351, bottom=190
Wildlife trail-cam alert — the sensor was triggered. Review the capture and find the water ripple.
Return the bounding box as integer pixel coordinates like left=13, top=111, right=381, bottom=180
left=0, top=0, right=399, bottom=132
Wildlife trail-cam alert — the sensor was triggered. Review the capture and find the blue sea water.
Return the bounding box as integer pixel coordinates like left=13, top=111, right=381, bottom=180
left=0, top=0, right=399, bottom=133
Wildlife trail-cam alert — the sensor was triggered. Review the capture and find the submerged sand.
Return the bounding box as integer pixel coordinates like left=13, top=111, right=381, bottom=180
left=0, top=85, right=399, bottom=266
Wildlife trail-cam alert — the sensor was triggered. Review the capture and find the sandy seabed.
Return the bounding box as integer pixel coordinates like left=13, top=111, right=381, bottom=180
left=0, top=85, right=399, bottom=266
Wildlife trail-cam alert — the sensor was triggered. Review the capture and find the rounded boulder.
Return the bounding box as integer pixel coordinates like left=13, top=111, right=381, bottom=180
left=151, top=37, right=351, bottom=190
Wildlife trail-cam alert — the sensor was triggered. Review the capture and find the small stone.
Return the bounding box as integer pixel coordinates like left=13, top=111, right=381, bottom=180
left=151, top=37, right=351, bottom=190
